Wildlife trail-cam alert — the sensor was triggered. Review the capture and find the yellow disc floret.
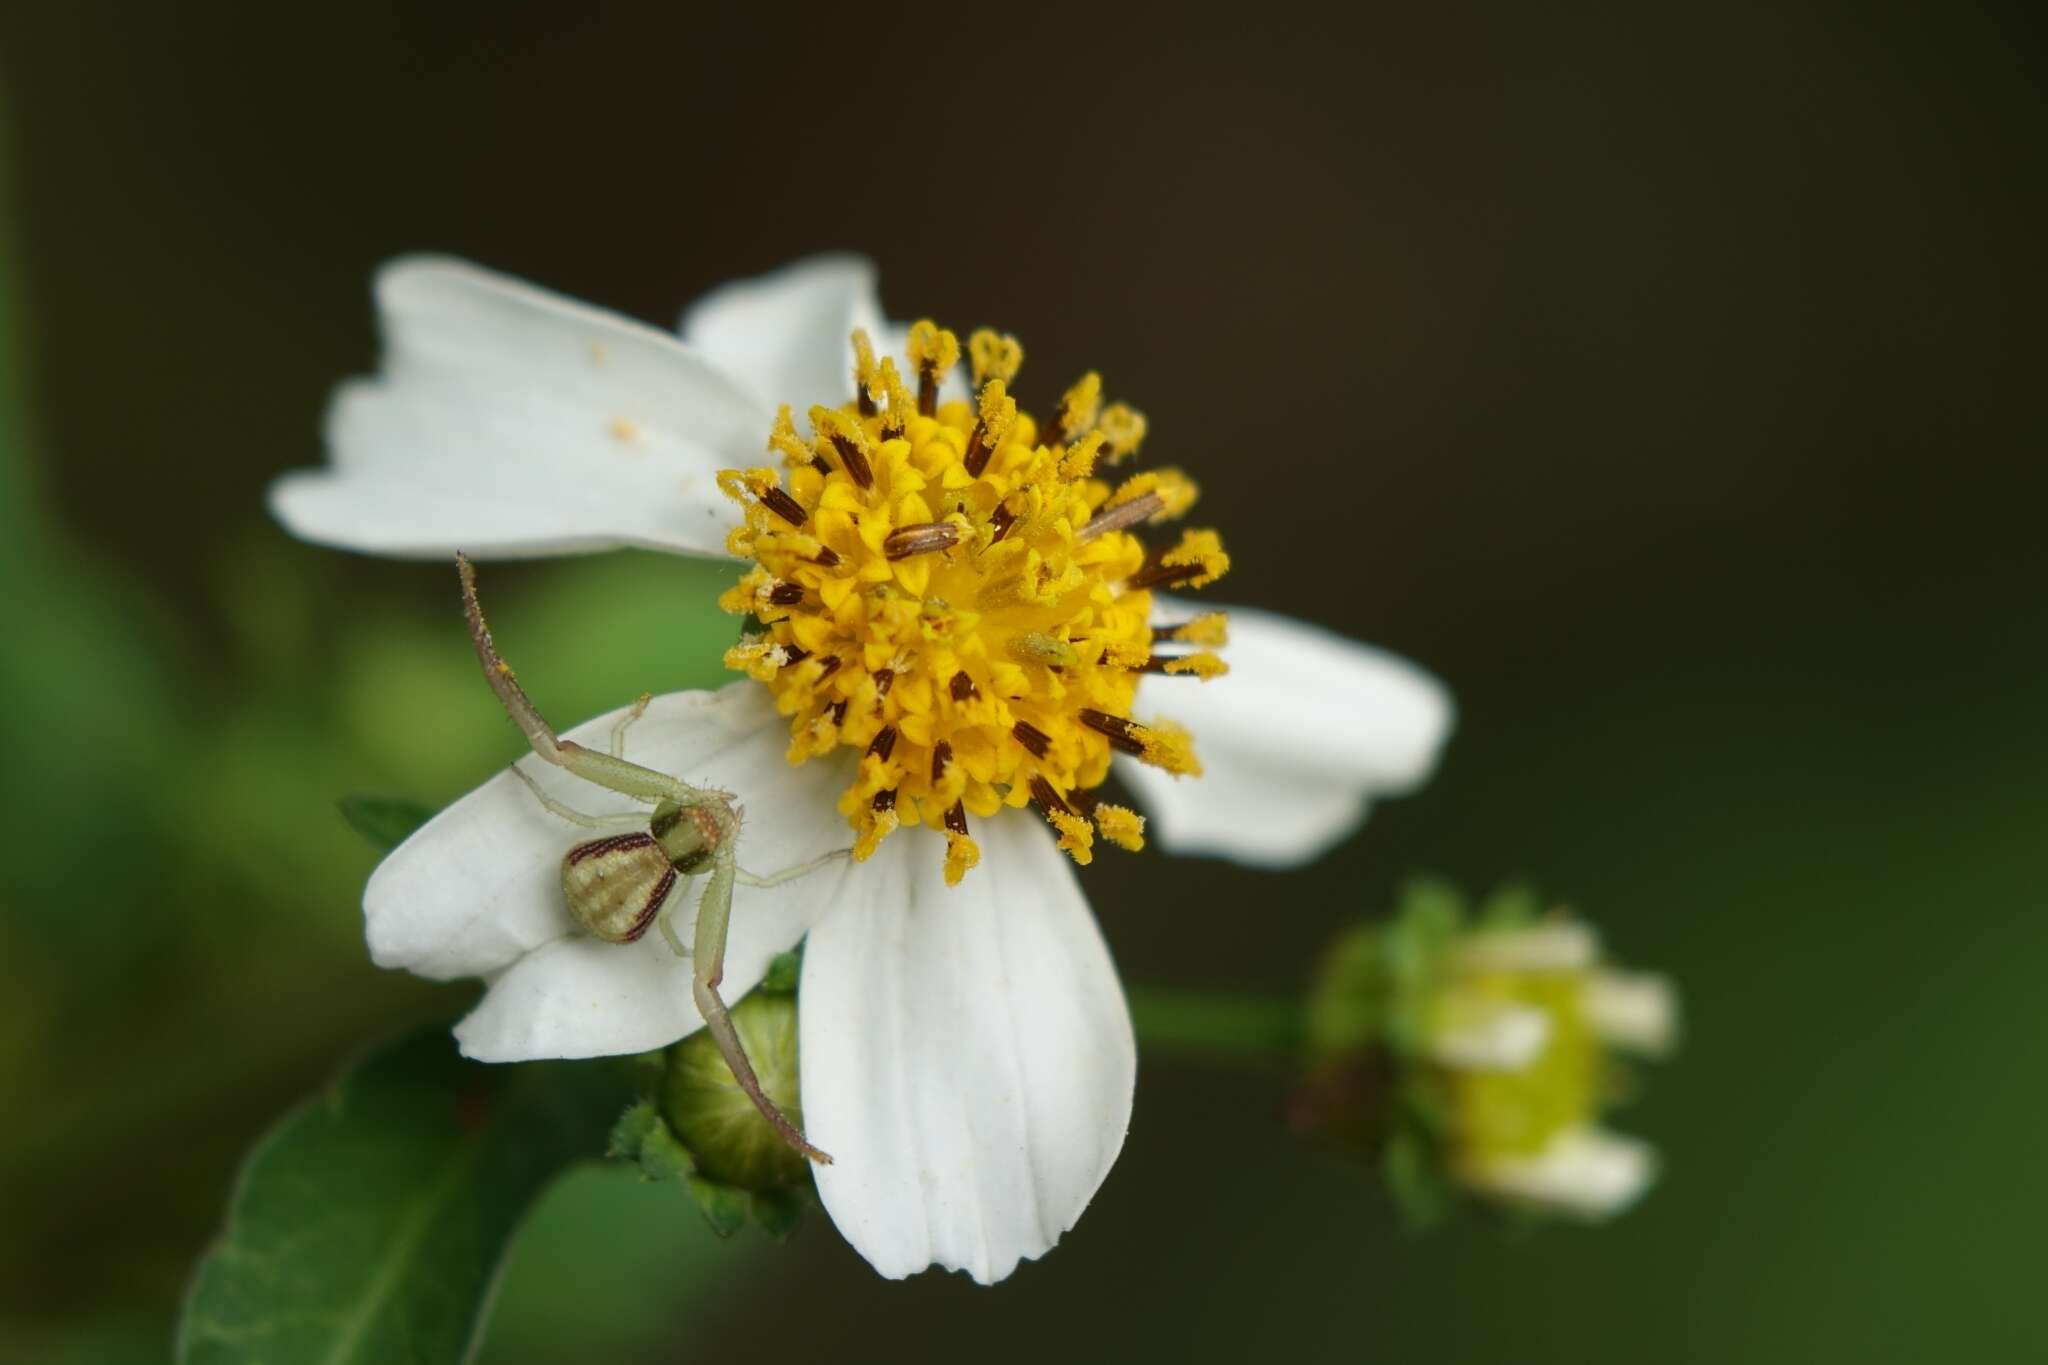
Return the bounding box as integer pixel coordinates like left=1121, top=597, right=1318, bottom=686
left=719, top=323, right=1233, bottom=881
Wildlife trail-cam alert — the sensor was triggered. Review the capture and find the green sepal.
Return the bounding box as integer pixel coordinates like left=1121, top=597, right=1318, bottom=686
left=686, top=1177, right=752, bottom=1238
left=1475, top=881, right=1543, bottom=929
left=748, top=1187, right=808, bottom=1242
left=608, top=1097, right=812, bottom=1241
left=1303, top=924, right=1390, bottom=1060
left=609, top=1100, right=695, bottom=1182
left=336, top=794, right=435, bottom=852
left=1382, top=1123, right=1451, bottom=1230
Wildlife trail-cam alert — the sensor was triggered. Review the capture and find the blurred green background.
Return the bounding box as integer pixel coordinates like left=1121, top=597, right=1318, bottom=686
left=1, top=3, right=2041, bottom=1361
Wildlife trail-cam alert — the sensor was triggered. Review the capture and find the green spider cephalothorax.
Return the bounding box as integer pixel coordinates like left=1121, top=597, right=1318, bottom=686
left=457, top=553, right=840, bottom=1164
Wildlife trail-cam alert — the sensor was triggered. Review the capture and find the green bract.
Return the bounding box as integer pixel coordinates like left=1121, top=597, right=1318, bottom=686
left=610, top=951, right=816, bottom=1240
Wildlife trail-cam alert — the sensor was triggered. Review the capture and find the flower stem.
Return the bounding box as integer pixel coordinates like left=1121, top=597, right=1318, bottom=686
left=1125, top=986, right=1304, bottom=1064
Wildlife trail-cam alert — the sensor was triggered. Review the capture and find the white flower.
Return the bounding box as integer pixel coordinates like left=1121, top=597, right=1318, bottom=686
left=272, top=255, right=1455, bottom=1281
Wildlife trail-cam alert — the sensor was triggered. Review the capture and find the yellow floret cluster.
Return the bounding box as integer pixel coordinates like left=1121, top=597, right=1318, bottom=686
left=717, top=322, right=1229, bottom=882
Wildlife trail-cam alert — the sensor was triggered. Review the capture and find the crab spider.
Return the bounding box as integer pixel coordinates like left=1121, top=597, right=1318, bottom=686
left=457, top=553, right=838, bottom=1164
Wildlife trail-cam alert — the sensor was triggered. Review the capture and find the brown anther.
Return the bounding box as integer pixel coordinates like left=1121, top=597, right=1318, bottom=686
left=1028, top=774, right=1074, bottom=816
left=962, top=421, right=993, bottom=479
left=830, top=433, right=874, bottom=490
left=1127, top=559, right=1208, bottom=591
left=873, top=667, right=895, bottom=698
left=1078, top=491, right=1164, bottom=542
left=931, top=739, right=952, bottom=780
left=779, top=645, right=811, bottom=666
left=812, top=545, right=843, bottom=568
left=872, top=788, right=897, bottom=813
left=884, top=521, right=961, bottom=560
left=828, top=700, right=848, bottom=726
left=810, top=453, right=832, bottom=476
left=950, top=671, right=979, bottom=702
left=866, top=725, right=898, bottom=762
left=760, top=486, right=808, bottom=528
left=988, top=501, right=1019, bottom=545
left=1068, top=786, right=1101, bottom=816
left=944, top=800, right=969, bottom=835
left=1077, top=708, right=1146, bottom=757
left=815, top=655, right=842, bottom=679
left=1012, top=720, right=1053, bottom=758
left=767, top=582, right=805, bottom=606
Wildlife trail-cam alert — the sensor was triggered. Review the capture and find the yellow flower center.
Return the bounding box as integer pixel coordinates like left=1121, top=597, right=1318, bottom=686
left=1445, top=970, right=1600, bottom=1163
left=718, top=321, right=1231, bottom=883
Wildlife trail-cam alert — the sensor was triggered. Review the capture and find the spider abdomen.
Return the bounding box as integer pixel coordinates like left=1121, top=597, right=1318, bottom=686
left=561, top=832, right=677, bottom=943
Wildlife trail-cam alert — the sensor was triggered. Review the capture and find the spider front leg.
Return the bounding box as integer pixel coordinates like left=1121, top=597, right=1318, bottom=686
left=460, top=554, right=700, bottom=808
left=694, top=841, right=832, bottom=1165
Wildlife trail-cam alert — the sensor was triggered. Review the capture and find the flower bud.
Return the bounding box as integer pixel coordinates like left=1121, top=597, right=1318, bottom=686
left=1296, top=880, right=1678, bottom=1225
left=661, top=988, right=808, bottom=1194
left=609, top=952, right=814, bottom=1237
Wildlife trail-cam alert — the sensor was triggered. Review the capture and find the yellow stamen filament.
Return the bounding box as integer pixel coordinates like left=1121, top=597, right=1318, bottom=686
left=944, top=833, right=981, bottom=885
left=850, top=329, right=881, bottom=414
left=969, top=329, right=1023, bottom=387
left=1166, top=612, right=1229, bottom=646
left=877, top=357, right=914, bottom=438
left=906, top=320, right=961, bottom=414
left=1098, top=403, right=1147, bottom=462
left=1093, top=803, right=1146, bottom=852
left=1130, top=528, right=1230, bottom=591
left=1159, top=651, right=1227, bottom=680
left=768, top=406, right=814, bottom=467
left=1046, top=372, right=1102, bottom=447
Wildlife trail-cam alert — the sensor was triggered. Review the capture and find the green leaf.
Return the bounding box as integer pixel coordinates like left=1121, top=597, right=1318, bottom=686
left=176, top=1027, right=628, bottom=1365
left=337, top=794, right=436, bottom=853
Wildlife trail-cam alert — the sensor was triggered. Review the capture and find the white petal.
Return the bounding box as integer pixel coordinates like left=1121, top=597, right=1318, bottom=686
left=272, top=256, right=772, bottom=560
left=1118, top=603, right=1454, bottom=866
left=800, top=815, right=1135, bottom=1284
left=1455, top=921, right=1601, bottom=974
left=1584, top=970, right=1680, bottom=1055
left=1465, top=1126, right=1658, bottom=1219
left=679, top=254, right=885, bottom=414
left=364, top=682, right=856, bottom=1061
left=1428, top=999, right=1553, bottom=1071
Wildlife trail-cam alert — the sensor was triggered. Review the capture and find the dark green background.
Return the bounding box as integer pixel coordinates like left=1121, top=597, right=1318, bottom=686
left=1, top=3, right=2040, bottom=1361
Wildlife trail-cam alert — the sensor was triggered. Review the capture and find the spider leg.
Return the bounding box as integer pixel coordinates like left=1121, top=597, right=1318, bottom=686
left=509, top=765, right=645, bottom=829
left=735, top=848, right=851, bottom=889
left=656, top=878, right=695, bottom=959
left=610, top=692, right=653, bottom=758
left=460, top=555, right=706, bottom=806
left=692, top=847, right=831, bottom=1165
